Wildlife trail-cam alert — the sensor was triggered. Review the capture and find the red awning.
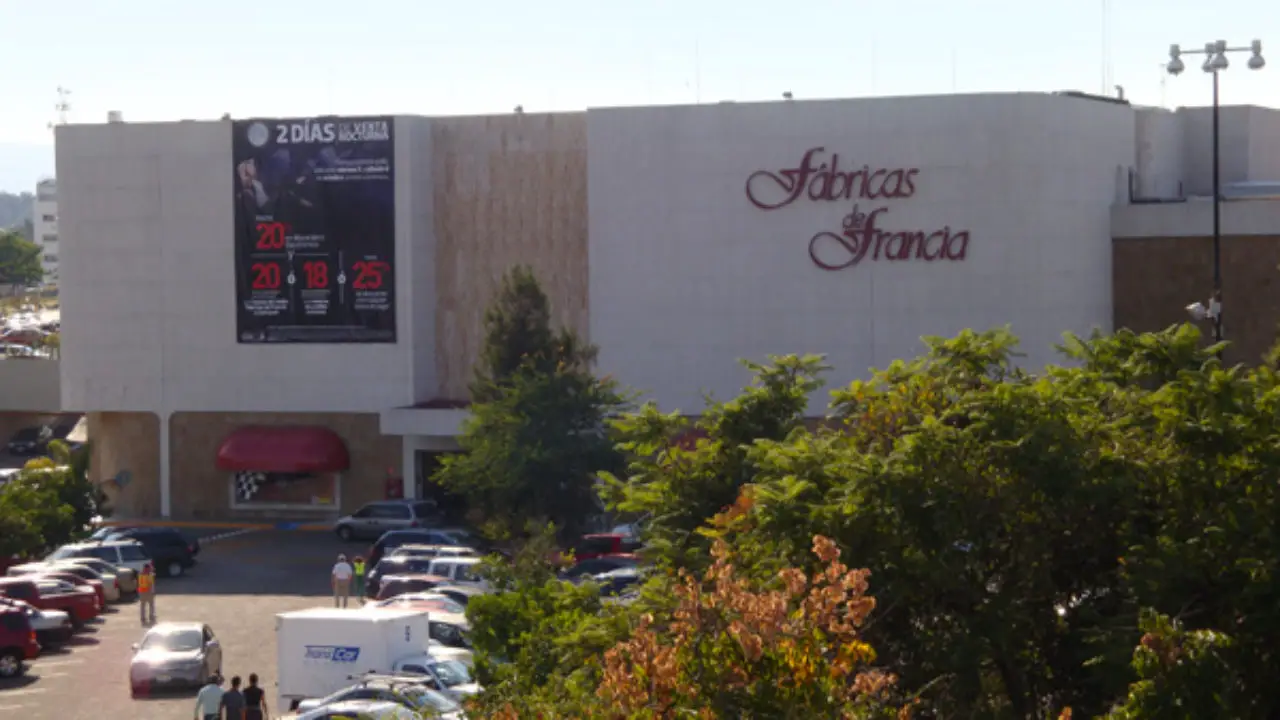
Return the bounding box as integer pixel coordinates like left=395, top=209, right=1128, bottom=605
left=215, top=426, right=350, bottom=473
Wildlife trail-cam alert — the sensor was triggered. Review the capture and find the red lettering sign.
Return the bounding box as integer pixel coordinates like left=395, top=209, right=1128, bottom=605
left=745, top=148, right=970, bottom=270
left=746, top=147, right=919, bottom=210
left=809, top=205, right=969, bottom=270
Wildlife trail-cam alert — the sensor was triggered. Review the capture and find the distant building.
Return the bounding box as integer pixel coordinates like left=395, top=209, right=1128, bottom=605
left=34, top=178, right=57, bottom=285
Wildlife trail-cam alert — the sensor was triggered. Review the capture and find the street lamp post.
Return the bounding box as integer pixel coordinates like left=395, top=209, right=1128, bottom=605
left=1167, top=39, right=1266, bottom=346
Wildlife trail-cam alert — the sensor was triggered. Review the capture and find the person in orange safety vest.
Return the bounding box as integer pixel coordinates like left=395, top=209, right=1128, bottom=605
left=138, top=562, right=156, bottom=625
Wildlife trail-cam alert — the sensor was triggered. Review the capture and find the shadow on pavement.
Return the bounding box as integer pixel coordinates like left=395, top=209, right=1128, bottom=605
left=151, top=530, right=346, bottom=598
left=0, top=673, right=39, bottom=690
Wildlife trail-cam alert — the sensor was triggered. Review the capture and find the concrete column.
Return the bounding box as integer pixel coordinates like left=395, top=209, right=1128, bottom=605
left=159, top=411, right=171, bottom=518
left=401, top=437, right=419, bottom=500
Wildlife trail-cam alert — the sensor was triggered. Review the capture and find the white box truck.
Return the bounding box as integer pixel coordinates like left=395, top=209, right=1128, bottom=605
left=276, top=607, right=432, bottom=709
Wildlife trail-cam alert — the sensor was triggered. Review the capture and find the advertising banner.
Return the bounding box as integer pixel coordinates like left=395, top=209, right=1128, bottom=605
left=233, top=116, right=396, bottom=343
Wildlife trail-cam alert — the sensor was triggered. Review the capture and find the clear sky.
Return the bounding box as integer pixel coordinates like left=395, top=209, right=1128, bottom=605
left=1, top=0, right=1275, bottom=191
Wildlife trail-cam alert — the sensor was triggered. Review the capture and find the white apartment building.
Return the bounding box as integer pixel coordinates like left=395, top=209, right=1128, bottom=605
left=33, top=178, right=58, bottom=285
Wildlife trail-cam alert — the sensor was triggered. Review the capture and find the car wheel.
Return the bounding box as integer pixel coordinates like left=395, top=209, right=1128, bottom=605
left=0, top=650, right=22, bottom=678
left=336, top=525, right=354, bottom=542
left=165, top=561, right=184, bottom=578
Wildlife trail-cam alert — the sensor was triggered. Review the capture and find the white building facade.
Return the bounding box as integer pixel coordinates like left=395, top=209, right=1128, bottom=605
left=33, top=178, right=58, bottom=284
left=53, top=92, right=1280, bottom=519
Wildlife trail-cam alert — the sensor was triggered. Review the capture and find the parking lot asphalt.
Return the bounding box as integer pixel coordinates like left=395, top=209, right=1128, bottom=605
left=0, top=527, right=357, bottom=719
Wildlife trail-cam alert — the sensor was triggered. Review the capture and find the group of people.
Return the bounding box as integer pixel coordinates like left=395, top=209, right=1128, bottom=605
left=330, top=553, right=367, bottom=607
left=194, top=673, right=269, bottom=720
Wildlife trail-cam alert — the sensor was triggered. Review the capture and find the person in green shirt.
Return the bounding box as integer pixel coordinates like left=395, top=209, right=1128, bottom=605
left=352, top=555, right=367, bottom=604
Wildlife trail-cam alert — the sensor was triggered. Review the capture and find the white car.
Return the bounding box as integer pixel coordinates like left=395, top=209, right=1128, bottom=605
left=294, top=678, right=465, bottom=718
left=390, top=657, right=482, bottom=701
left=292, top=699, right=421, bottom=720
left=426, top=557, right=486, bottom=588
left=45, top=540, right=151, bottom=573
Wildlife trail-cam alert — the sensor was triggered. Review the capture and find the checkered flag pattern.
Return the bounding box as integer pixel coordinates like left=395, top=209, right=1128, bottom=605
left=234, top=470, right=267, bottom=501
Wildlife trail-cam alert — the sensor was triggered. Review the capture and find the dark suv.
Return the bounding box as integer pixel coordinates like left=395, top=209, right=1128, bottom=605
left=106, top=528, right=198, bottom=577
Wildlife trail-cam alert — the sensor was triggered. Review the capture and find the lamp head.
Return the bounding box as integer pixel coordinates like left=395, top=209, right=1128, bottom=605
left=1167, top=44, right=1185, bottom=75
left=1202, top=42, right=1218, bottom=72
left=1186, top=302, right=1209, bottom=321
left=1249, top=39, right=1265, bottom=70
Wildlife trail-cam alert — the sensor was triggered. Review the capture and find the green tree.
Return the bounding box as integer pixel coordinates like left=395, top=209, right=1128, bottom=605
left=0, top=229, right=43, bottom=289
left=463, top=525, right=631, bottom=718
left=435, top=265, right=628, bottom=542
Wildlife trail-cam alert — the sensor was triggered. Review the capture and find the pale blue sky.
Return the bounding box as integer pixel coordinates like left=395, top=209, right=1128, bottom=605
left=1, top=0, right=1275, bottom=191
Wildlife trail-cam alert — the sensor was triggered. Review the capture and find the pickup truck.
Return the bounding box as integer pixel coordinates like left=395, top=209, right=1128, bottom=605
left=0, top=577, right=99, bottom=628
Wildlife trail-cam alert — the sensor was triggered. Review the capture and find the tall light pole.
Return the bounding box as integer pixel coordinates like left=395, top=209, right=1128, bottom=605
left=1167, top=39, right=1266, bottom=346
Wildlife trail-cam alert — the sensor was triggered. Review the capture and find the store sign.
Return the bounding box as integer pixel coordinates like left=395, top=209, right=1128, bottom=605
left=232, top=116, right=397, bottom=343
left=745, top=147, right=970, bottom=271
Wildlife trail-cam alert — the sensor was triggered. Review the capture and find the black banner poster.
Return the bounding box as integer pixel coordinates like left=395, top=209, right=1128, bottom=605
left=233, top=116, right=396, bottom=343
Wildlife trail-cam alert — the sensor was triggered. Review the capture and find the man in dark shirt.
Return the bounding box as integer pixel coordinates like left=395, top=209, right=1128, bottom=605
left=220, top=675, right=246, bottom=719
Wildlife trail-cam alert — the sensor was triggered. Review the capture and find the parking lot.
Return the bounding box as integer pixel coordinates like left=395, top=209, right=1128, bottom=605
left=0, top=527, right=355, bottom=719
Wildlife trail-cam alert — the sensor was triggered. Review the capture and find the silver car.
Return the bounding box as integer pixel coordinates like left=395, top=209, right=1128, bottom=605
left=333, top=500, right=440, bottom=541
left=128, top=622, right=224, bottom=696
left=295, top=678, right=465, bottom=718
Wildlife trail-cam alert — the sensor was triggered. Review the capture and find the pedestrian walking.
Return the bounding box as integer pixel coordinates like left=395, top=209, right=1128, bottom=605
left=242, top=673, right=267, bottom=720
left=194, top=674, right=224, bottom=720
left=138, top=562, right=157, bottom=625
left=220, top=675, right=246, bottom=720
left=332, top=553, right=354, bottom=608
left=352, top=555, right=367, bottom=604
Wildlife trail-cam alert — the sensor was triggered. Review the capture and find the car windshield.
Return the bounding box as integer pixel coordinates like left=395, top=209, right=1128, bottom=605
left=428, top=660, right=472, bottom=687
left=140, top=629, right=202, bottom=652
left=411, top=687, right=460, bottom=712
left=10, top=428, right=40, bottom=442
left=87, top=527, right=115, bottom=540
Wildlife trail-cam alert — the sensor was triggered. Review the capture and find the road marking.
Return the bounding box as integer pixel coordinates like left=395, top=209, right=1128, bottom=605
left=35, top=659, right=83, bottom=667
left=0, top=704, right=29, bottom=711
left=38, top=672, right=68, bottom=679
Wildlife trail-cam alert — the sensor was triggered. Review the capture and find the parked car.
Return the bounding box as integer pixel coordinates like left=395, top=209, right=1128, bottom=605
left=368, top=529, right=480, bottom=568
left=429, top=584, right=487, bottom=610
left=0, top=607, right=39, bottom=678
left=391, top=657, right=482, bottom=701
left=591, top=566, right=645, bottom=597
left=294, top=699, right=421, bottom=720
left=375, top=574, right=451, bottom=601
left=366, top=556, right=440, bottom=598
left=570, top=533, right=642, bottom=561
left=55, top=557, right=139, bottom=595
left=333, top=500, right=442, bottom=542
left=562, top=554, right=639, bottom=580
left=7, top=562, right=115, bottom=605
left=128, top=622, right=223, bottom=696
left=294, top=676, right=465, bottom=718
left=105, top=527, right=198, bottom=577
left=426, top=557, right=485, bottom=588
left=387, top=544, right=480, bottom=561
left=0, top=598, right=73, bottom=647
left=371, top=592, right=466, bottom=615
left=0, top=577, right=98, bottom=628
left=6, top=425, right=51, bottom=456
left=46, top=539, right=151, bottom=573
left=33, top=570, right=107, bottom=611
left=90, top=525, right=201, bottom=557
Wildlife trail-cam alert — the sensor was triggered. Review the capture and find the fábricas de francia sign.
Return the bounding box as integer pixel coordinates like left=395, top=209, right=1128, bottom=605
left=745, top=147, right=971, bottom=271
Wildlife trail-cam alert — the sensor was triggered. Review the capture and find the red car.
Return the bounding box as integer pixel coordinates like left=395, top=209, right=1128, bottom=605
left=374, top=573, right=451, bottom=601
left=567, top=533, right=642, bottom=562
left=36, top=571, right=106, bottom=612
left=0, top=607, right=39, bottom=678
left=0, top=578, right=98, bottom=627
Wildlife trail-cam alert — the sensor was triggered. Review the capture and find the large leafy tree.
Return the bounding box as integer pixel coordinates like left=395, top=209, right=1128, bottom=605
left=606, top=325, right=1280, bottom=717
left=0, top=229, right=43, bottom=289
left=436, top=265, right=628, bottom=541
